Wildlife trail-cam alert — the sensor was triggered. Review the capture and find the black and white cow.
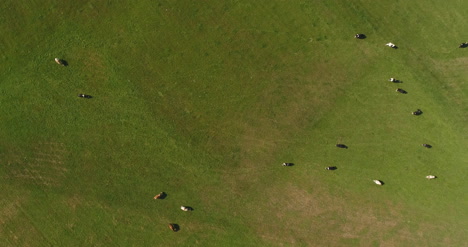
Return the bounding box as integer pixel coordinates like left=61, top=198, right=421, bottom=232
left=396, top=88, right=407, bottom=94
left=412, top=109, right=423, bottom=115
left=78, top=94, right=92, bottom=99
left=355, top=34, right=366, bottom=39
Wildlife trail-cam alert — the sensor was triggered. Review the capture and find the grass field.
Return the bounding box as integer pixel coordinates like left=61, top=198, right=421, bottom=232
left=0, top=1, right=467, bottom=246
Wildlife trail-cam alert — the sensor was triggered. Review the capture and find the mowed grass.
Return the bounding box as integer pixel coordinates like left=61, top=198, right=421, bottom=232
left=0, top=0, right=467, bottom=246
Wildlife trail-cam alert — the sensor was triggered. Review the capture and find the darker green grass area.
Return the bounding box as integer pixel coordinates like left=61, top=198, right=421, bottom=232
left=0, top=0, right=467, bottom=246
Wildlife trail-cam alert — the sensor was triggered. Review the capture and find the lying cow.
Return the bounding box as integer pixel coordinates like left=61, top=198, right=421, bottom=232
left=389, top=78, right=400, bottom=83
left=282, top=163, right=294, bottom=166
left=422, top=144, right=432, bottom=148
left=459, top=43, right=468, bottom=48
left=386, top=42, right=397, bottom=48
left=326, top=166, right=337, bottom=170
left=426, top=175, right=437, bottom=179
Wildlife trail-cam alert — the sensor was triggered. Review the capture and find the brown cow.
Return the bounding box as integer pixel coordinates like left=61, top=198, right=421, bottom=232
left=154, top=192, right=166, bottom=199
left=169, top=224, right=179, bottom=232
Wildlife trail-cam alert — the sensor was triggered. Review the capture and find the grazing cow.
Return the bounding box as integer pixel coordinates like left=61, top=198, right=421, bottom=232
left=396, top=88, right=407, bottom=94
left=422, top=144, right=432, bottom=148
left=389, top=78, right=400, bottom=83
left=326, top=166, right=337, bottom=170
left=78, top=94, right=92, bottom=99
left=373, top=180, right=384, bottom=185
left=282, top=163, right=294, bottom=166
left=412, top=109, right=423, bottom=115
left=426, top=175, right=437, bottom=179
left=168, top=224, right=179, bottom=232
left=386, top=42, right=397, bottom=48
left=459, top=43, right=468, bottom=48
left=355, top=34, right=366, bottom=39
left=54, top=58, right=67, bottom=66
left=181, top=206, right=193, bottom=211
left=154, top=192, right=166, bottom=199
left=336, top=144, right=348, bottom=149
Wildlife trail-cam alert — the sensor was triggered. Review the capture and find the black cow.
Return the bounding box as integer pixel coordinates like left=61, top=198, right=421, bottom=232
left=282, top=163, right=294, bottom=166
left=396, top=88, right=407, bottom=94
left=336, top=144, right=348, bottom=149
left=422, top=144, right=432, bottom=148
left=326, top=166, right=337, bottom=170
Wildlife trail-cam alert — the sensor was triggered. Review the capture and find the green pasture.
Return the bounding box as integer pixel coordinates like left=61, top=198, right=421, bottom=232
left=0, top=0, right=467, bottom=246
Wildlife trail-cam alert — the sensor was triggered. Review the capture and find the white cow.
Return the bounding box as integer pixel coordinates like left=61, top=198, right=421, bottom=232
left=426, top=175, right=437, bottom=179
left=181, top=206, right=193, bottom=211
left=55, top=58, right=65, bottom=65
left=373, top=180, right=383, bottom=185
left=386, top=42, right=397, bottom=48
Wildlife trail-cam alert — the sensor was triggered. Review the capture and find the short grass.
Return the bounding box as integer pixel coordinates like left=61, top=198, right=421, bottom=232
left=0, top=0, right=467, bottom=246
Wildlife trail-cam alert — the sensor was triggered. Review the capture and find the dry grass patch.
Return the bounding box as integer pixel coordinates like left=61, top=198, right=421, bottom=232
left=242, top=182, right=431, bottom=246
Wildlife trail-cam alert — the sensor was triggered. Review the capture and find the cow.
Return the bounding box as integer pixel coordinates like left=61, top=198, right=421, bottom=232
left=336, top=144, right=348, bottom=149
left=426, top=175, right=437, bottom=179
left=181, top=206, right=193, bottom=211
left=373, top=180, right=384, bottom=185
left=459, top=43, right=468, bottom=48
left=422, top=144, right=432, bottom=148
left=389, top=78, right=400, bottom=83
left=154, top=192, right=166, bottom=199
left=282, top=163, right=294, bottom=166
left=396, top=88, right=407, bottom=94
left=412, top=109, right=423, bottom=115
left=168, top=224, right=179, bottom=232
left=355, top=34, right=366, bottom=39
left=78, top=94, right=92, bottom=99
left=54, top=58, right=68, bottom=66
left=326, top=166, right=337, bottom=170
left=386, top=42, right=397, bottom=48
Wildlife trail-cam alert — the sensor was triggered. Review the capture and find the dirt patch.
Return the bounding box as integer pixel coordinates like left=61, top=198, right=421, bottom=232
left=2, top=142, right=69, bottom=187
